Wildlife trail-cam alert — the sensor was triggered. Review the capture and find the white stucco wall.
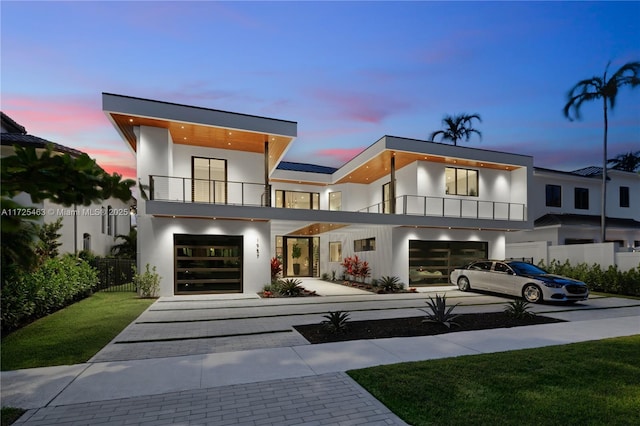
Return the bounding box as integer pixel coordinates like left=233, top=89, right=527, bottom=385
left=137, top=216, right=270, bottom=296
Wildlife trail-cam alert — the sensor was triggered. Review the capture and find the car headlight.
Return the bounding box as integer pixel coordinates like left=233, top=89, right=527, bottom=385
left=542, top=281, right=564, bottom=288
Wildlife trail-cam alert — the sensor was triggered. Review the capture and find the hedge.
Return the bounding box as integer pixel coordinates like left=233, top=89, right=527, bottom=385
left=1, top=255, right=98, bottom=334
left=541, top=260, right=640, bottom=297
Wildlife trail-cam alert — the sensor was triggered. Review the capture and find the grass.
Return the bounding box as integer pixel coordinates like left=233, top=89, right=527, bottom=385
left=1, top=291, right=154, bottom=371
left=348, top=335, right=640, bottom=426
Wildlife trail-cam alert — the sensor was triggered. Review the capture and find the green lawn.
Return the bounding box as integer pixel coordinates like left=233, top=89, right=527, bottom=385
left=1, top=292, right=154, bottom=371
left=348, top=335, right=640, bottom=426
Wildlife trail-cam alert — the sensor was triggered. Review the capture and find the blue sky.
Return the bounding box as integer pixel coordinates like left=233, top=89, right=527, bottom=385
left=2, top=1, right=639, bottom=180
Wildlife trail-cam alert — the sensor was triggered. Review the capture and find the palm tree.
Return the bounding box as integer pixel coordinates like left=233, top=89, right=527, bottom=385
left=563, top=61, right=640, bottom=243
left=430, top=113, right=482, bottom=146
left=111, top=228, right=137, bottom=258
left=608, top=151, right=640, bottom=173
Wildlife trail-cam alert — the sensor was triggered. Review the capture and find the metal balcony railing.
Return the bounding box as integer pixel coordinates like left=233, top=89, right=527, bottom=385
left=149, top=175, right=526, bottom=221
left=359, top=195, right=526, bottom=221
left=149, top=175, right=271, bottom=206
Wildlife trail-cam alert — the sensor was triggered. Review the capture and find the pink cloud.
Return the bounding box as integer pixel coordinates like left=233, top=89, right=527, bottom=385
left=315, top=147, right=365, bottom=164
left=308, top=88, right=411, bottom=124
left=2, top=95, right=107, bottom=136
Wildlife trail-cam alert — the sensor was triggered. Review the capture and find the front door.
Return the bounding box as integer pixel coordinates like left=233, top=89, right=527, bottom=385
left=284, top=237, right=311, bottom=277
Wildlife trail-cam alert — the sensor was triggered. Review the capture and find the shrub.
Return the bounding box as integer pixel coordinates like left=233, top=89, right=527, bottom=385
left=322, top=311, right=351, bottom=333
left=504, top=299, right=535, bottom=319
left=378, top=276, right=404, bottom=292
left=133, top=264, right=161, bottom=298
left=278, top=278, right=303, bottom=296
left=341, top=255, right=371, bottom=283
left=540, top=260, right=640, bottom=297
left=421, top=294, right=460, bottom=328
left=1, top=255, right=98, bottom=333
left=270, top=257, right=282, bottom=281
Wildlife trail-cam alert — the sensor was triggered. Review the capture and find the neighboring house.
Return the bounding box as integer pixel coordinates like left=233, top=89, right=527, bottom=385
left=1, top=112, right=133, bottom=257
left=103, top=93, right=533, bottom=296
left=507, top=166, right=640, bottom=249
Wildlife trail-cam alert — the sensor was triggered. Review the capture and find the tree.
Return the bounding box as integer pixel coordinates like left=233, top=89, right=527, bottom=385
left=35, top=217, right=63, bottom=260
left=608, top=151, right=640, bottom=173
left=1, top=143, right=135, bottom=272
left=111, top=228, right=137, bottom=259
left=563, top=61, right=640, bottom=242
left=429, top=113, right=482, bottom=146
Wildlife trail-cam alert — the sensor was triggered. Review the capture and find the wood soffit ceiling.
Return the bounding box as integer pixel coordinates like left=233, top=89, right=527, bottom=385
left=334, top=151, right=521, bottom=185
left=110, top=113, right=293, bottom=171
left=287, top=223, right=349, bottom=236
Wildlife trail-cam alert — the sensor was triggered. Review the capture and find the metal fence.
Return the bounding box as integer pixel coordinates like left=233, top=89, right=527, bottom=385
left=90, top=258, right=136, bottom=292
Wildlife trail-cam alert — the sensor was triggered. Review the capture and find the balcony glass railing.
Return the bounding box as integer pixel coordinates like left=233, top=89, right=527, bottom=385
left=359, top=195, right=526, bottom=221
left=149, top=175, right=526, bottom=221
left=149, top=175, right=270, bottom=206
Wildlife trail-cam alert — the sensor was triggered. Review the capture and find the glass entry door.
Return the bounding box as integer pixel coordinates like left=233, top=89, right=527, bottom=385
left=174, top=234, right=242, bottom=293
left=283, top=237, right=319, bottom=277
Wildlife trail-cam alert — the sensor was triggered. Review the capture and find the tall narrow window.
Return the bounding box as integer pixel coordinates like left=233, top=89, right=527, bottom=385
left=382, top=182, right=391, bottom=213
left=329, top=192, right=342, bottom=211
left=546, top=184, right=562, bottom=207
left=574, top=188, right=589, bottom=210
left=107, top=205, right=113, bottom=236
left=101, top=207, right=106, bottom=234
left=620, top=186, right=630, bottom=208
left=329, top=242, right=342, bottom=262
left=83, top=233, right=91, bottom=251
left=192, top=157, right=227, bottom=203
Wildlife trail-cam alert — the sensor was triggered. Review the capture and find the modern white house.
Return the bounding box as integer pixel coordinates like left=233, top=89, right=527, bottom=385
left=1, top=112, right=132, bottom=257
left=505, top=165, right=640, bottom=270
left=103, top=93, right=533, bottom=296
left=507, top=166, right=640, bottom=248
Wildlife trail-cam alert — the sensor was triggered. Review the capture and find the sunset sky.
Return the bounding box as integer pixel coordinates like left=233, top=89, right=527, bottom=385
left=2, top=1, right=639, bottom=181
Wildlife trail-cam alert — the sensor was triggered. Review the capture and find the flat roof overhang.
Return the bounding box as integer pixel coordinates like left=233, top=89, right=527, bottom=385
left=102, top=93, right=297, bottom=173
left=333, top=136, right=532, bottom=185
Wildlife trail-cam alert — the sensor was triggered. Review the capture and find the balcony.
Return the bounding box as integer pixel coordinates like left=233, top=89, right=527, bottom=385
left=359, top=195, right=526, bottom=221
left=148, top=175, right=526, bottom=222
left=150, top=175, right=269, bottom=206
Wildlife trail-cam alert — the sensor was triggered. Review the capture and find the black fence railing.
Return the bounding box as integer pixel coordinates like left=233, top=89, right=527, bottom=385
left=90, top=258, right=136, bottom=292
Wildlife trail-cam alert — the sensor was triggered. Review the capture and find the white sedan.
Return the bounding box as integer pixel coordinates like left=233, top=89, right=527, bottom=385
left=450, top=260, right=589, bottom=303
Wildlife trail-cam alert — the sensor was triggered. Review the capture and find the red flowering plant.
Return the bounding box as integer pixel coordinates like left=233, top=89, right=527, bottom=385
left=341, top=255, right=371, bottom=283
left=270, top=257, right=282, bottom=281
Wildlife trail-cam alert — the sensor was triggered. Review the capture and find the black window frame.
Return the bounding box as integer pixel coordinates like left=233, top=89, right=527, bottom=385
left=445, top=167, right=479, bottom=197
left=354, top=237, right=376, bottom=252
left=574, top=187, right=589, bottom=210
left=545, top=184, right=562, bottom=207
left=620, top=186, right=630, bottom=208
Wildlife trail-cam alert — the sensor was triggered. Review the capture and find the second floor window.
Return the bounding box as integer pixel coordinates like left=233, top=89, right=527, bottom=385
left=275, top=190, right=320, bottom=209
left=574, top=187, right=589, bottom=210
left=329, top=192, right=342, bottom=211
left=546, top=184, right=561, bottom=207
left=445, top=167, right=478, bottom=196
left=620, top=186, right=630, bottom=208
left=192, top=157, right=227, bottom=203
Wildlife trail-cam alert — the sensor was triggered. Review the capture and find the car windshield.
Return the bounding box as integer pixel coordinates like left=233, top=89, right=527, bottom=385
left=508, top=262, right=548, bottom=276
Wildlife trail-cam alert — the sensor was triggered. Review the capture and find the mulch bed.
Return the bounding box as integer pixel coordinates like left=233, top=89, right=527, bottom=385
left=294, top=312, right=564, bottom=344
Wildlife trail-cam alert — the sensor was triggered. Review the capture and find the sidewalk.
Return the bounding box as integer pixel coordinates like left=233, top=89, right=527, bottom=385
left=2, top=290, right=639, bottom=425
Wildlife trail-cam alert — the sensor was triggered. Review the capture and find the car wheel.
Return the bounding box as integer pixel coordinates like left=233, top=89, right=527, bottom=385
left=522, top=284, right=542, bottom=303
left=457, top=276, right=471, bottom=292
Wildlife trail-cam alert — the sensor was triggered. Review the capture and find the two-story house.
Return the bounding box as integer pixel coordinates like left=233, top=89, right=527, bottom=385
left=507, top=166, right=640, bottom=249
left=1, top=112, right=132, bottom=257
left=103, top=93, right=533, bottom=296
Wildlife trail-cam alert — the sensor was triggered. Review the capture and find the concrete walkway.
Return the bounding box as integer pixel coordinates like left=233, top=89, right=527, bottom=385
left=3, top=283, right=639, bottom=425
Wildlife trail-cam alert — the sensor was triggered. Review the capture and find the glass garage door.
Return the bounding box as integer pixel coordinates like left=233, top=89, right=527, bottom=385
left=174, top=234, right=242, bottom=294
left=409, top=240, right=488, bottom=285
